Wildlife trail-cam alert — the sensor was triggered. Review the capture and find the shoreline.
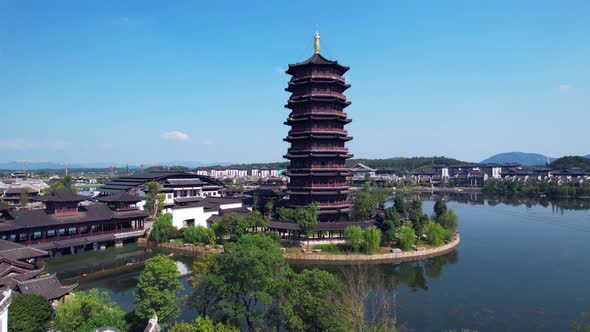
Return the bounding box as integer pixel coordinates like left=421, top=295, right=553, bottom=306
left=285, top=233, right=460, bottom=264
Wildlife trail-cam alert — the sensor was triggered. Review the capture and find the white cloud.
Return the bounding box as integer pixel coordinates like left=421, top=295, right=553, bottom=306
left=0, top=139, right=26, bottom=150
left=559, top=84, right=572, bottom=91
left=162, top=131, right=191, bottom=141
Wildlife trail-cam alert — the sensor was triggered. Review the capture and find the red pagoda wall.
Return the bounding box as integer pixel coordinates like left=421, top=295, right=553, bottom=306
left=283, top=54, right=353, bottom=221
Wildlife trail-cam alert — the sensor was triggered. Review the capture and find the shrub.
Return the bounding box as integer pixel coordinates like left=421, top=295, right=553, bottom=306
left=344, top=226, right=363, bottom=252
left=423, top=221, right=445, bottom=246
left=312, top=243, right=340, bottom=253
left=398, top=223, right=416, bottom=251
left=184, top=226, right=215, bottom=245
left=363, top=226, right=381, bottom=254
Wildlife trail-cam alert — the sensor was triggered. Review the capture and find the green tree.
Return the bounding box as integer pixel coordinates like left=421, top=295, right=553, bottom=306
left=8, top=294, right=53, bottom=332
left=363, top=226, right=382, bottom=254
left=195, top=234, right=290, bottom=331
left=433, top=200, right=448, bottom=219
left=277, top=207, right=295, bottom=221
left=152, top=213, right=173, bottom=243
left=282, top=269, right=353, bottom=332
left=54, top=289, right=125, bottom=332
left=384, top=206, right=400, bottom=228
left=398, top=223, right=416, bottom=251
left=19, top=189, right=28, bottom=207
left=187, top=250, right=217, bottom=316
left=134, top=255, right=184, bottom=329
left=423, top=221, right=445, bottom=246
left=437, top=209, right=459, bottom=233
left=246, top=210, right=268, bottom=232
left=44, top=175, right=77, bottom=194
left=381, top=220, right=397, bottom=244
left=294, top=203, right=318, bottom=250
left=264, top=201, right=274, bottom=217
left=77, top=309, right=126, bottom=332
left=212, top=214, right=249, bottom=242
left=393, top=196, right=406, bottom=215
left=344, top=226, right=363, bottom=252
left=352, top=191, right=376, bottom=221
left=145, top=181, right=164, bottom=216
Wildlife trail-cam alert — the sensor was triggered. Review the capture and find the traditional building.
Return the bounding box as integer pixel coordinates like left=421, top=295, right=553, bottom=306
left=99, top=172, right=247, bottom=229
left=0, top=189, right=147, bottom=252
left=283, top=32, right=353, bottom=221
left=0, top=240, right=76, bottom=303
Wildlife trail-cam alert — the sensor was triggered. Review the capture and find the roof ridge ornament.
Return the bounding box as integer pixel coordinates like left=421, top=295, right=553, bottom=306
left=314, top=30, right=320, bottom=54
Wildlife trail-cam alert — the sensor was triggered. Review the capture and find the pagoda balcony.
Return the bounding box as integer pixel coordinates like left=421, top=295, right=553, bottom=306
left=290, top=91, right=346, bottom=100
left=289, top=183, right=349, bottom=189
left=290, top=201, right=350, bottom=208
left=290, top=128, right=348, bottom=135
left=289, top=164, right=349, bottom=170
left=296, top=109, right=348, bottom=117
left=25, top=225, right=145, bottom=245
left=289, top=146, right=348, bottom=153
left=297, top=73, right=346, bottom=82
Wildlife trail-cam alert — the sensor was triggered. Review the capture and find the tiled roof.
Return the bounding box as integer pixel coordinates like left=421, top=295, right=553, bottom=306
left=33, top=189, right=89, bottom=203
left=0, top=240, right=48, bottom=261
left=17, top=274, right=77, bottom=300
left=96, top=191, right=143, bottom=203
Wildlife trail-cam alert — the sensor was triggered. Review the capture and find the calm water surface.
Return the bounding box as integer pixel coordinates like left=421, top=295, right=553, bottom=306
left=44, top=198, right=590, bottom=331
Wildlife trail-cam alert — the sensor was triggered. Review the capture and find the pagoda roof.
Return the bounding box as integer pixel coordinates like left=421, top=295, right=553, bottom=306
left=17, top=273, right=77, bottom=300
left=96, top=191, right=143, bottom=204
left=33, top=189, right=89, bottom=203
left=286, top=53, right=349, bottom=74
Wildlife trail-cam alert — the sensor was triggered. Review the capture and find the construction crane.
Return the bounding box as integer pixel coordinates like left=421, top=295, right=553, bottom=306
left=17, top=160, right=27, bottom=173
left=62, top=162, right=69, bottom=176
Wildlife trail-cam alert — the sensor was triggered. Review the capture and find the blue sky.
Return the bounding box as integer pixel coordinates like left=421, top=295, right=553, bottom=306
left=0, top=1, right=588, bottom=165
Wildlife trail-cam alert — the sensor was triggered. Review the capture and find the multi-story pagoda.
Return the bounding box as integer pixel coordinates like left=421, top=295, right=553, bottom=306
left=283, top=32, right=353, bottom=221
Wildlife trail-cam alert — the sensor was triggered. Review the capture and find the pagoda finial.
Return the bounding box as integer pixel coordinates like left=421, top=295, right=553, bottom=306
left=314, top=30, right=320, bottom=54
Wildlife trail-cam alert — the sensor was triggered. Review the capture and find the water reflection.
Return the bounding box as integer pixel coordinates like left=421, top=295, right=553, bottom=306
left=405, top=191, right=590, bottom=211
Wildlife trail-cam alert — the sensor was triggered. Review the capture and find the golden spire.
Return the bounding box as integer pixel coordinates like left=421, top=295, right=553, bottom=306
left=314, top=30, right=320, bottom=54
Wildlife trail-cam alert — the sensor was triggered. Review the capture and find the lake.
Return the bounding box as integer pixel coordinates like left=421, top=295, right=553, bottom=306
left=43, top=196, right=590, bottom=331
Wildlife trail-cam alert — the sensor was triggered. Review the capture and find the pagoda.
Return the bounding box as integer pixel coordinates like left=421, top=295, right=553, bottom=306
left=283, top=32, right=353, bottom=221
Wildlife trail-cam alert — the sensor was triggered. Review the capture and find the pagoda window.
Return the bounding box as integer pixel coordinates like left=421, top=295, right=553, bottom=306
left=9, top=234, right=15, bottom=242
left=18, top=233, right=27, bottom=242
left=80, top=226, right=89, bottom=234
left=47, top=230, right=56, bottom=238
left=32, top=231, right=42, bottom=240
left=68, top=227, right=77, bottom=235
left=58, top=228, right=66, bottom=236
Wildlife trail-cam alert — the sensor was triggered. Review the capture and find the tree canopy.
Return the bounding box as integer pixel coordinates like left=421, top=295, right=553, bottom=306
left=152, top=213, right=173, bottom=243
left=8, top=294, right=53, bottom=332
left=54, top=289, right=125, bottom=332
left=194, top=234, right=290, bottom=331
left=134, top=254, right=184, bottom=329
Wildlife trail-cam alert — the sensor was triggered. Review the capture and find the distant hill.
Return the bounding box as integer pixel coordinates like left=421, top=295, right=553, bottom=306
left=586, top=154, right=590, bottom=159
left=346, top=156, right=468, bottom=173
left=481, top=152, right=555, bottom=166
left=549, top=156, right=590, bottom=172
left=0, top=161, right=231, bottom=171
left=218, top=156, right=467, bottom=174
